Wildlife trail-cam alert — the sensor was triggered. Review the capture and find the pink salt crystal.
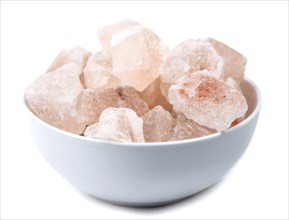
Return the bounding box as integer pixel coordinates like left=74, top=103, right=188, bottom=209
left=46, top=46, right=91, bottom=73
left=170, top=114, right=215, bottom=141
left=226, top=77, right=242, bottom=92
left=83, top=51, right=121, bottom=89
left=76, top=86, right=149, bottom=125
left=207, top=38, right=247, bottom=82
left=142, top=106, right=174, bottom=142
left=140, top=77, right=173, bottom=111
left=84, top=108, right=144, bottom=142
left=168, top=70, right=248, bottom=131
left=111, top=25, right=168, bottom=91
left=160, top=39, right=224, bottom=88
left=98, top=19, right=139, bottom=51
left=25, top=62, right=86, bottom=134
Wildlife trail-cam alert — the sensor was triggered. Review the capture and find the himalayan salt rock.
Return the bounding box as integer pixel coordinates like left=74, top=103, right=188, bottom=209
left=168, top=70, right=248, bottom=131
left=226, top=77, right=242, bottom=92
left=207, top=38, right=247, bottom=82
left=76, top=86, right=149, bottom=125
left=83, top=51, right=121, bottom=89
left=26, top=62, right=86, bottom=134
left=98, top=19, right=139, bottom=51
left=140, top=77, right=173, bottom=111
left=84, top=108, right=144, bottom=142
left=111, top=25, right=168, bottom=91
left=170, top=114, right=215, bottom=141
left=142, top=106, right=174, bottom=142
left=46, top=46, right=91, bottom=73
left=160, top=39, right=224, bottom=87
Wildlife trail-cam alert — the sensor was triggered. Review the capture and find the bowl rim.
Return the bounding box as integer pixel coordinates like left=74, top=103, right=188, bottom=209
left=24, top=77, right=261, bottom=147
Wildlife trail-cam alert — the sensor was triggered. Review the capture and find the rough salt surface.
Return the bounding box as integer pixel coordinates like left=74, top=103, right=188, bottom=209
left=142, top=106, right=174, bottom=142
left=140, top=77, right=172, bottom=111
left=46, top=46, right=91, bottom=73
left=83, top=51, right=121, bottom=89
left=26, top=62, right=85, bottom=134
left=170, top=114, right=215, bottom=141
left=208, top=38, right=247, bottom=82
left=160, top=39, right=224, bottom=87
left=84, top=108, right=144, bottom=142
left=168, top=70, right=248, bottom=131
left=98, top=19, right=139, bottom=51
left=76, top=86, right=149, bottom=125
left=111, top=25, right=168, bottom=91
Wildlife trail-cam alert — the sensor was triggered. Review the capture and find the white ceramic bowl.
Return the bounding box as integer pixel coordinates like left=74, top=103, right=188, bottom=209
left=25, top=78, right=261, bottom=207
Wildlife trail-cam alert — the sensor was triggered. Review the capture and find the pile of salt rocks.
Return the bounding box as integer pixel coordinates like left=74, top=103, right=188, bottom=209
left=26, top=20, right=248, bottom=143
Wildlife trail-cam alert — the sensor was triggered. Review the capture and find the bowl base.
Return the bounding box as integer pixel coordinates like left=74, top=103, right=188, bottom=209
left=89, top=195, right=192, bottom=207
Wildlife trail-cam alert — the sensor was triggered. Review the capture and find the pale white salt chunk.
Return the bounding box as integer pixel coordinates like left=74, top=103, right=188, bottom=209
left=76, top=86, right=149, bottom=125
left=84, top=108, right=144, bottom=142
left=170, top=114, right=215, bottom=141
left=207, top=38, right=247, bottom=82
left=111, top=25, right=168, bottom=91
left=26, top=62, right=85, bottom=134
left=98, top=19, right=139, bottom=51
left=46, top=46, right=90, bottom=73
left=160, top=39, right=224, bottom=87
left=83, top=51, right=121, bottom=89
left=142, top=106, right=174, bottom=142
left=168, top=70, right=248, bottom=131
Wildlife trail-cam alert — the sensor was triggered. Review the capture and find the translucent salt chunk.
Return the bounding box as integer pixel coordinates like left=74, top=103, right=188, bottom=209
left=160, top=39, right=224, bottom=86
left=170, top=114, right=215, bottom=141
left=111, top=25, right=168, bottom=91
left=25, top=62, right=85, bottom=134
left=84, top=108, right=144, bottom=142
left=46, top=46, right=90, bottom=73
left=142, top=106, right=174, bottom=142
left=140, top=77, right=172, bottom=111
left=83, top=51, right=121, bottom=89
left=168, top=70, right=248, bottom=131
left=98, top=19, right=139, bottom=51
left=207, top=38, right=247, bottom=82
left=76, top=86, right=149, bottom=125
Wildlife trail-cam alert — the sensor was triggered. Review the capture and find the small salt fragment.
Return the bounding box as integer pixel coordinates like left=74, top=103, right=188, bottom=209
left=111, top=25, right=168, bottom=91
left=46, top=46, right=91, bottom=73
left=76, top=86, right=149, bottom=125
left=207, top=38, right=247, bottom=82
left=170, top=114, right=215, bottom=141
left=26, top=62, right=86, bottom=134
left=168, top=70, right=248, bottom=131
left=98, top=19, right=139, bottom=51
left=83, top=51, right=121, bottom=89
left=226, top=77, right=242, bottom=92
left=84, top=108, right=144, bottom=142
left=230, top=115, right=246, bottom=128
left=140, top=77, right=173, bottom=111
left=160, top=39, right=224, bottom=87
left=142, top=106, right=174, bottom=142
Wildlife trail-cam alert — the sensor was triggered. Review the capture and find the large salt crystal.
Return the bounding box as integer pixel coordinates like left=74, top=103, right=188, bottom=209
left=207, top=38, right=247, bottom=82
left=46, top=46, right=91, bottom=73
left=168, top=70, right=248, bottom=131
left=170, top=114, right=215, bottom=141
left=140, top=77, right=172, bottom=111
left=98, top=19, right=139, bottom=51
left=84, top=108, right=144, bottom=142
left=76, top=86, right=149, bottom=125
left=160, top=39, right=224, bottom=87
left=111, top=25, right=168, bottom=91
left=26, top=62, right=85, bottom=134
left=83, top=51, right=121, bottom=89
left=142, top=106, right=174, bottom=142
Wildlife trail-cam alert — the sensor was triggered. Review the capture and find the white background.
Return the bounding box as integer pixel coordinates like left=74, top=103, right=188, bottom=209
left=1, top=1, right=288, bottom=219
